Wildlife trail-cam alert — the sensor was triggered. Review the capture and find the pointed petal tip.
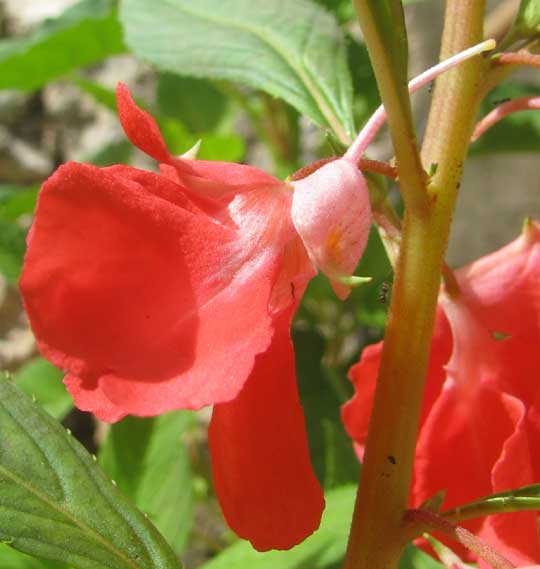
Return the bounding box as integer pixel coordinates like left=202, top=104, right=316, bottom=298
left=115, top=82, right=171, bottom=163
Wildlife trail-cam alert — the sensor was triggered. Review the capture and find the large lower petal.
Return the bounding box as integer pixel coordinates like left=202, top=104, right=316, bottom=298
left=208, top=309, right=325, bottom=551
left=21, top=163, right=279, bottom=419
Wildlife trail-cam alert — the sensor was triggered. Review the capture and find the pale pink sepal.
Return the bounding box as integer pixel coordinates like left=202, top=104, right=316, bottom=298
left=290, top=159, right=371, bottom=299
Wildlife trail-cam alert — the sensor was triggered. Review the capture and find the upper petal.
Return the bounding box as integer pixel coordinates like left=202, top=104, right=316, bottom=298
left=116, top=83, right=170, bottom=163
left=208, top=308, right=325, bottom=551
left=117, top=83, right=281, bottom=198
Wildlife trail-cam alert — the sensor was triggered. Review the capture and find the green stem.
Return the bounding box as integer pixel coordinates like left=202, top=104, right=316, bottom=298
left=443, top=498, right=540, bottom=525
left=442, top=497, right=540, bottom=525
left=351, top=0, right=428, bottom=215
left=421, top=1, right=488, bottom=174
left=343, top=2, right=487, bottom=568
left=344, top=211, right=447, bottom=569
left=404, top=510, right=514, bottom=569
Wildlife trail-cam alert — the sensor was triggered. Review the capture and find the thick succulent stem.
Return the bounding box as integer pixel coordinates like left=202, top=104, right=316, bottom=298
left=343, top=2, right=488, bottom=568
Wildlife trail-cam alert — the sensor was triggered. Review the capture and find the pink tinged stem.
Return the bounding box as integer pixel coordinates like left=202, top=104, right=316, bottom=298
left=496, top=51, right=540, bottom=68
left=404, top=509, right=515, bottom=569
left=471, top=96, right=540, bottom=141
left=344, top=39, right=497, bottom=164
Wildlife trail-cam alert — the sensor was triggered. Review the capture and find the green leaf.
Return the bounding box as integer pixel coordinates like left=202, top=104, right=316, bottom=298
left=471, top=82, right=540, bottom=155
left=99, top=413, right=194, bottom=554
left=158, top=74, right=228, bottom=133
left=504, top=0, right=540, bottom=45
left=356, top=0, right=409, bottom=91
left=159, top=117, right=245, bottom=161
left=0, top=186, right=38, bottom=220
left=0, top=377, right=181, bottom=569
left=294, top=330, right=359, bottom=489
left=196, top=134, right=245, bottom=162
left=0, top=185, right=39, bottom=283
left=0, top=544, right=67, bottom=569
left=120, top=0, right=355, bottom=142
left=0, top=217, right=26, bottom=283
left=311, top=0, right=356, bottom=24
left=0, top=0, right=125, bottom=91
left=13, top=358, right=72, bottom=421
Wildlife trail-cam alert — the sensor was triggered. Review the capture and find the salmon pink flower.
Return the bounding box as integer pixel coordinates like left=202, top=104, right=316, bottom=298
left=342, top=221, right=540, bottom=565
left=19, top=40, right=493, bottom=551
left=20, top=84, right=372, bottom=551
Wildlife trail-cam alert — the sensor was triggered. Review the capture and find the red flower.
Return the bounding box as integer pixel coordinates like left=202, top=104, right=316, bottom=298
left=342, top=222, right=540, bottom=565
left=20, top=84, right=372, bottom=550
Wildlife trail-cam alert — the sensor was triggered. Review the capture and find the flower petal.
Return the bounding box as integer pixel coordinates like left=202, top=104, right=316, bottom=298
left=340, top=342, right=380, bottom=461
left=343, top=226, right=540, bottom=564
left=21, top=162, right=281, bottom=419
left=414, top=384, right=529, bottom=561
left=116, top=83, right=170, bottom=163
left=453, top=222, right=540, bottom=403
left=342, top=306, right=452, bottom=460
left=173, top=158, right=284, bottom=195
left=117, top=83, right=281, bottom=197
left=208, top=309, right=325, bottom=551
left=455, top=221, right=540, bottom=337
left=291, top=159, right=371, bottom=299
left=482, top=395, right=539, bottom=566
left=415, top=385, right=523, bottom=509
